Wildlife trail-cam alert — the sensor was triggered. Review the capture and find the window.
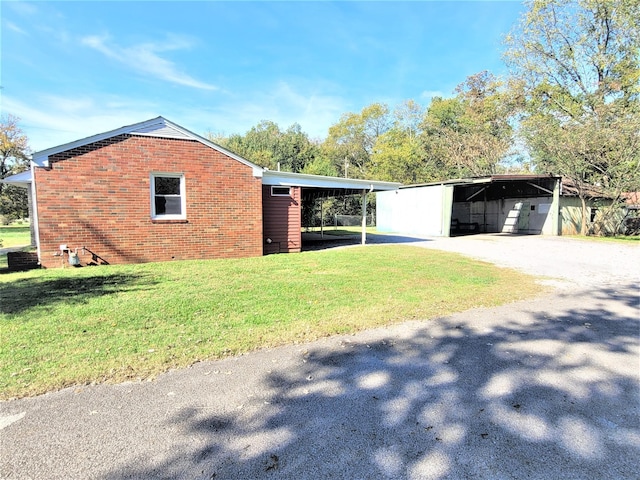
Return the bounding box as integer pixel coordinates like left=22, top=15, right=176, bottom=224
left=271, top=186, right=291, bottom=196
left=151, top=174, right=186, bottom=219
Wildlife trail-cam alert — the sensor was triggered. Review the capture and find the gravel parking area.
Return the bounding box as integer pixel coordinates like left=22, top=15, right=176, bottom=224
left=1, top=235, right=638, bottom=479
left=410, top=234, right=639, bottom=288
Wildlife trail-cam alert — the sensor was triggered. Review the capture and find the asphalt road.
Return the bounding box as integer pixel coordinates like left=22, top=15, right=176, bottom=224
left=1, top=235, right=639, bottom=479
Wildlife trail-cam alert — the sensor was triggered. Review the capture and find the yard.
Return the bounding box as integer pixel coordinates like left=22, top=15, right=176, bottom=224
left=0, top=224, right=32, bottom=270
left=0, top=224, right=30, bottom=247
left=1, top=245, right=543, bottom=399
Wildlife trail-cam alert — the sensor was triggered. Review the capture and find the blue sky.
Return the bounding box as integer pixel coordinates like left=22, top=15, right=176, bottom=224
left=2, top=1, right=526, bottom=152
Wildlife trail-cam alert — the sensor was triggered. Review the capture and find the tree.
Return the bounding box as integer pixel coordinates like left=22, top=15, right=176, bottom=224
left=323, top=103, right=392, bottom=178
left=1, top=115, right=31, bottom=223
left=301, top=156, right=338, bottom=177
left=210, top=121, right=318, bottom=173
left=505, top=0, right=640, bottom=234
left=369, top=100, right=431, bottom=184
left=420, top=72, right=515, bottom=179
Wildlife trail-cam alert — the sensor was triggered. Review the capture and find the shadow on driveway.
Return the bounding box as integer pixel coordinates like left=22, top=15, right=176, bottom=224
left=100, top=282, right=639, bottom=479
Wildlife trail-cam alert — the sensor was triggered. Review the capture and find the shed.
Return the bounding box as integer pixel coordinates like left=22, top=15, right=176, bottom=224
left=377, top=175, right=561, bottom=237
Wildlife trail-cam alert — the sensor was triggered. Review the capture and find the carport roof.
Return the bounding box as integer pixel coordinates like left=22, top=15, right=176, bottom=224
left=262, top=170, right=400, bottom=201
left=1, top=170, right=32, bottom=186
left=402, top=174, right=560, bottom=188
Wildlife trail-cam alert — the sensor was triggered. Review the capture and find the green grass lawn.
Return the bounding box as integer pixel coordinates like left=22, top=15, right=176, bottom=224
left=1, top=245, right=543, bottom=399
left=0, top=224, right=33, bottom=269
left=0, top=224, right=31, bottom=248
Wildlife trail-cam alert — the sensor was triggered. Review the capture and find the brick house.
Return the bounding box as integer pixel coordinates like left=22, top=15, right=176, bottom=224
left=4, top=117, right=399, bottom=268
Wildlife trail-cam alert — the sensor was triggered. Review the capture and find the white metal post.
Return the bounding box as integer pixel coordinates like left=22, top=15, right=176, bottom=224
left=362, top=189, right=367, bottom=245
left=320, top=198, right=324, bottom=239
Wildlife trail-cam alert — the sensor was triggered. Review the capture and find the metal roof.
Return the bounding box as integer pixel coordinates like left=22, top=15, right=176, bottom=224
left=262, top=170, right=400, bottom=201
left=262, top=170, right=399, bottom=190
left=1, top=170, right=32, bottom=186
left=401, top=174, right=560, bottom=188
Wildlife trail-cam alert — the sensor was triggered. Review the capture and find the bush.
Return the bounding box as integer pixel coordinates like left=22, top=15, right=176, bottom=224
left=624, top=215, right=640, bottom=236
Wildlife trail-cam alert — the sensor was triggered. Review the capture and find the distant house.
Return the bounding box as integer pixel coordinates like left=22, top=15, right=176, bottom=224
left=3, top=117, right=398, bottom=268
left=557, top=178, right=636, bottom=235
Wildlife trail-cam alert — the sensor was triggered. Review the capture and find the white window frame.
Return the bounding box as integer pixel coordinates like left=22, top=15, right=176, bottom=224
left=271, top=186, right=291, bottom=197
left=150, top=173, right=186, bottom=220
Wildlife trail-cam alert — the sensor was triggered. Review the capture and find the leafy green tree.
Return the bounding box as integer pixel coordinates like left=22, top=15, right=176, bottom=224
left=505, top=0, right=640, bottom=234
left=369, top=100, right=431, bottom=184
left=301, top=156, right=338, bottom=177
left=420, top=71, right=514, bottom=179
left=1, top=115, right=31, bottom=223
left=209, top=121, right=318, bottom=172
left=278, top=123, right=318, bottom=172
left=323, top=103, right=392, bottom=178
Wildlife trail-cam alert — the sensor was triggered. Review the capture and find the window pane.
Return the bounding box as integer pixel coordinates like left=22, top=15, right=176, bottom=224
left=155, top=195, right=182, bottom=215
left=163, top=196, right=182, bottom=215
left=272, top=186, right=291, bottom=196
left=155, top=177, right=180, bottom=195
left=155, top=196, right=167, bottom=215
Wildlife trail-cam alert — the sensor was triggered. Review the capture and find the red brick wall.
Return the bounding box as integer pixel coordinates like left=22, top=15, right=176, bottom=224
left=34, top=135, right=263, bottom=267
left=7, top=251, right=39, bottom=271
left=262, top=185, right=301, bottom=253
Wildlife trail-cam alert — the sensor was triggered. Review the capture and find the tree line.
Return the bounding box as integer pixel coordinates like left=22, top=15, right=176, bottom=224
left=2, top=0, right=639, bottom=234
left=209, top=72, right=516, bottom=185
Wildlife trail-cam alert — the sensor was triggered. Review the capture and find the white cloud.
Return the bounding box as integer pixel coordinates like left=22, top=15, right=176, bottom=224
left=2, top=95, right=159, bottom=152
left=419, top=90, right=448, bottom=101
left=81, top=34, right=217, bottom=91
left=162, top=80, right=347, bottom=141
left=4, top=21, right=28, bottom=35
left=3, top=79, right=346, bottom=153
left=4, top=1, right=39, bottom=16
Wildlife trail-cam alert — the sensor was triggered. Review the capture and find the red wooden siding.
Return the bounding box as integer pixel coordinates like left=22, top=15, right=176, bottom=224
left=262, top=185, right=301, bottom=254
left=34, top=134, right=263, bottom=267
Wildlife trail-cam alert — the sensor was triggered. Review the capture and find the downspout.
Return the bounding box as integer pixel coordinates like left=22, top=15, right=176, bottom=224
left=30, top=161, right=42, bottom=264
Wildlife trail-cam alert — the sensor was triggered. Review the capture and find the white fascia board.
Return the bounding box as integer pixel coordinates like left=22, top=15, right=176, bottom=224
left=1, top=169, right=33, bottom=186
left=262, top=170, right=400, bottom=191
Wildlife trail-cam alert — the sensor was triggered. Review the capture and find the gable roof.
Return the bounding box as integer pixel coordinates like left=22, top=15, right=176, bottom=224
left=30, top=116, right=264, bottom=176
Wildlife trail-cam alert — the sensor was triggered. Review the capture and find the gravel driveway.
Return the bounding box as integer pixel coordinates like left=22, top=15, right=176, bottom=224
left=1, top=235, right=638, bottom=479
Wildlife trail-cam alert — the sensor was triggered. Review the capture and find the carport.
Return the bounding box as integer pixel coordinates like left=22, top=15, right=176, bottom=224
left=450, top=175, right=561, bottom=235
left=376, top=175, right=561, bottom=237
left=261, top=170, right=400, bottom=253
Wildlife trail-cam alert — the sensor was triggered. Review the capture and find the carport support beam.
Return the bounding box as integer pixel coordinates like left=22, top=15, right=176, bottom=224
left=361, top=189, right=367, bottom=245
left=320, top=198, right=324, bottom=239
